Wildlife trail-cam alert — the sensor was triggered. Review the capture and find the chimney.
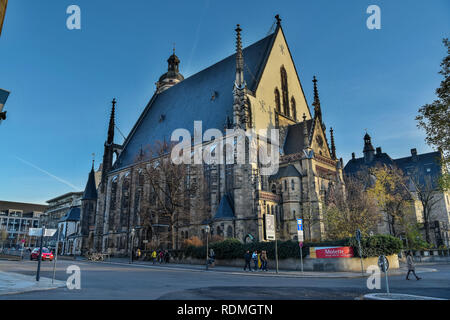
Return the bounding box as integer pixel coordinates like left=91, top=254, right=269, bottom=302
left=352, top=152, right=355, bottom=160
left=411, top=148, right=418, bottom=161
left=376, top=147, right=382, bottom=155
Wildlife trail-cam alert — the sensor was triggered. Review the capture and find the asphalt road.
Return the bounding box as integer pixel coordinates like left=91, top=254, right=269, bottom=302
left=0, top=259, right=449, bottom=300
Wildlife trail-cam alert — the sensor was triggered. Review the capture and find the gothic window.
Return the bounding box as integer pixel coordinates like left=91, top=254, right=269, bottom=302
left=149, top=184, right=156, bottom=205
left=227, top=226, right=233, bottom=238
left=216, top=226, right=222, bottom=236
left=274, top=88, right=281, bottom=113
left=109, top=176, right=118, bottom=228
left=138, top=170, right=144, bottom=186
left=121, top=174, right=130, bottom=227
left=291, top=97, right=297, bottom=121
left=291, top=179, right=295, bottom=191
left=185, top=231, right=188, bottom=239
left=271, top=184, right=277, bottom=194
left=284, top=180, right=287, bottom=191
left=181, top=231, right=184, bottom=240
left=280, top=66, right=290, bottom=117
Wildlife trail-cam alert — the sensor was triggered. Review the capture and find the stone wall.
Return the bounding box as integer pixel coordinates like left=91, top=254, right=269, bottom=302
left=177, top=254, right=399, bottom=272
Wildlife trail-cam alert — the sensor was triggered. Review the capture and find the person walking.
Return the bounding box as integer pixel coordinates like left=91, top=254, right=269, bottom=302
left=151, top=250, right=157, bottom=264
left=209, top=248, right=215, bottom=267
left=252, top=251, right=258, bottom=271
left=244, top=250, right=251, bottom=271
left=261, top=250, right=268, bottom=271
left=159, top=250, right=164, bottom=264
left=406, top=251, right=421, bottom=280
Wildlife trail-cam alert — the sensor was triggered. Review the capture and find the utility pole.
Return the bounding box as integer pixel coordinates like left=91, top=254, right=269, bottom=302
left=36, top=227, right=45, bottom=282
left=205, top=225, right=210, bottom=270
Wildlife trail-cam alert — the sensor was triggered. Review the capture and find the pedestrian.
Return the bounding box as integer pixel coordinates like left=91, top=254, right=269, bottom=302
left=406, top=251, right=421, bottom=280
left=136, top=248, right=141, bottom=260
left=244, top=250, right=251, bottom=271
left=151, top=250, right=157, bottom=264
left=164, top=250, right=170, bottom=263
left=261, top=250, right=268, bottom=271
left=159, top=250, right=164, bottom=264
left=209, top=248, right=215, bottom=267
left=252, top=250, right=258, bottom=271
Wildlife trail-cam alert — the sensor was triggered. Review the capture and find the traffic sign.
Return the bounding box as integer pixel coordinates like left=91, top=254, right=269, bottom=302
left=297, top=219, right=303, bottom=231
left=44, top=229, right=57, bottom=237
left=378, top=255, right=389, bottom=272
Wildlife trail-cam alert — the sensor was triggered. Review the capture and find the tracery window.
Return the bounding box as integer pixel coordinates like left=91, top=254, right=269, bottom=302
left=280, top=66, right=290, bottom=117
left=291, top=97, right=297, bottom=120
left=275, top=88, right=281, bottom=113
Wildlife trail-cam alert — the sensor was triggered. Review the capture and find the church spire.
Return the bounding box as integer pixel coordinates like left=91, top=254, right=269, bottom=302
left=107, top=98, right=116, bottom=145
left=312, top=76, right=323, bottom=125
left=235, top=24, right=245, bottom=88
left=156, top=48, right=184, bottom=93
left=330, top=127, right=337, bottom=160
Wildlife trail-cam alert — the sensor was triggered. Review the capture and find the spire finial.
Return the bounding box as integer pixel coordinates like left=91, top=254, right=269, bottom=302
left=107, top=98, right=116, bottom=145
left=312, top=76, right=323, bottom=125
left=173, top=43, right=175, bottom=55
left=275, top=14, right=281, bottom=26
left=302, top=113, right=309, bottom=148
left=330, top=127, right=337, bottom=160
left=234, top=24, right=244, bottom=88
left=91, top=153, right=95, bottom=169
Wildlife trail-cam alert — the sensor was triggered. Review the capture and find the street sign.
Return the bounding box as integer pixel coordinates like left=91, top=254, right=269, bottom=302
left=44, top=229, right=57, bottom=237
left=29, top=228, right=42, bottom=236
left=296, top=219, right=304, bottom=242
left=299, top=242, right=303, bottom=248
left=378, top=255, right=389, bottom=272
left=265, top=214, right=275, bottom=240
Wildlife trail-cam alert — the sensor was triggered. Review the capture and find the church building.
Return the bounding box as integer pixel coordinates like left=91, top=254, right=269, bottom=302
left=78, top=16, right=344, bottom=255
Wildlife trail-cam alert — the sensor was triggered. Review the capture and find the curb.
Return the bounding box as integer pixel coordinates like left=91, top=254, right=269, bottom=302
left=364, top=293, right=446, bottom=300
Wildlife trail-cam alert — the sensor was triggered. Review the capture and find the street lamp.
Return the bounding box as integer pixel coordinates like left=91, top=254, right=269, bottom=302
left=129, top=228, right=135, bottom=264
left=205, top=225, right=210, bottom=270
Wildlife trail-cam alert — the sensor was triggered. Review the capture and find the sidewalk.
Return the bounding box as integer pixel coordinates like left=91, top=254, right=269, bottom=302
left=83, top=257, right=438, bottom=279
left=0, top=271, right=66, bottom=296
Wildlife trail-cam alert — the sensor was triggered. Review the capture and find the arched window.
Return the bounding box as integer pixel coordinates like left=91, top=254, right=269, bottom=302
left=121, top=174, right=130, bottom=226
left=216, top=226, right=222, bottom=236
left=271, top=184, right=277, bottom=194
left=138, top=170, right=145, bottom=186
left=284, top=180, right=287, bottom=191
left=291, top=179, right=295, bottom=191
left=291, top=97, right=297, bottom=121
left=109, top=176, right=118, bottom=228
left=271, top=205, right=274, bottom=216
left=280, top=66, right=290, bottom=117
left=185, top=231, right=188, bottom=239
left=274, top=88, right=281, bottom=113
left=227, top=226, right=233, bottom=238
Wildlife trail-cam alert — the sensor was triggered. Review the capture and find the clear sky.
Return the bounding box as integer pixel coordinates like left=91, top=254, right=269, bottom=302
left=0, top=0, right=449, bottom=204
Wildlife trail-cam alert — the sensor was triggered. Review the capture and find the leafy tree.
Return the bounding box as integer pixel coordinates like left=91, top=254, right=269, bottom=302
left=367, top=165, right=415, bottom=237
left=323, top=175, right=381, bottom=240
left=416, top=38, right=450, bottom=191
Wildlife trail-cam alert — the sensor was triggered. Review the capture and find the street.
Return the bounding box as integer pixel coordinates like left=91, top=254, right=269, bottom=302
left=0, top=259, right=449, bottom=300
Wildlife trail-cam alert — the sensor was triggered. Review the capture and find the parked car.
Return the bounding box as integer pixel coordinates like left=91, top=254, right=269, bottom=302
left=30, top=247, right=54, bottom=261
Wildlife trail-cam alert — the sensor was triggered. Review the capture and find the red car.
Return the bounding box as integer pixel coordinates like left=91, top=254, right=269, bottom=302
left=30, top=247, right=54, bottom=261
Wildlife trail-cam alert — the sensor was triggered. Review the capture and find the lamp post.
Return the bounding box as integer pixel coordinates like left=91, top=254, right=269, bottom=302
left=129, top=228, right=135, bottom=264
left=205, top=225, right=210, bottom=270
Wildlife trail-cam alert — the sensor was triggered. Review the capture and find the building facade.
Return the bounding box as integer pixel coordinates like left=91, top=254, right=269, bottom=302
left=344, top=133, right=450, bottom=246
left=0, top=200, right=47, bottom=248
left=80, top=16, right=344, bottom=255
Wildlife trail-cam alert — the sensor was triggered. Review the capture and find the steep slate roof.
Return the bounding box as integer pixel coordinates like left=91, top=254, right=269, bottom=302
left=114, top=32, right=277, bottom=170
left=394, top=151, right=442, bottom=189
left=344, top=152, right=395, bottom=175
left=82, top=168, right=98, bottom=200
left=283, top=119, right=314, bottom=155
left=269, top=164, right=302, bottom=181
left=213, top=194, right=235, bottom=220
left=59, top=207, right=81, bottom=222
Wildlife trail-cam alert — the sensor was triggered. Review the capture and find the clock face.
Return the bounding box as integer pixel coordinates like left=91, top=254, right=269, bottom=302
left=316, top=135, right=324, bottom=148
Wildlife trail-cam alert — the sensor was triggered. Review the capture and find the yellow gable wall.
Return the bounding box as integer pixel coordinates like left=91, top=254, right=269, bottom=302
left=248, top=27, right=312, bottom=132
left=310, top=118, right=331, bottom=158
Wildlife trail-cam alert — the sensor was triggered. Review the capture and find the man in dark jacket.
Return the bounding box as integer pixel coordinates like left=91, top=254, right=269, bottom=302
left=244, top=250, right=251, bottom=271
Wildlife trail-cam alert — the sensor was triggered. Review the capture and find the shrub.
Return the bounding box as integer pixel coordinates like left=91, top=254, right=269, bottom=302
left=350, top=234, right=403, bottom=258
left=183, top=236, right=203, bottom=248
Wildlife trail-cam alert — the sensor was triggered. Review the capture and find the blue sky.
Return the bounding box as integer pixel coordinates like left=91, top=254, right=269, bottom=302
left=0, top=0, right=449, bottom=204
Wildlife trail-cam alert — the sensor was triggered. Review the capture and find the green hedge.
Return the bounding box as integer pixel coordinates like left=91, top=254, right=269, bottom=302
left=181, top=235, right=403, bottom=260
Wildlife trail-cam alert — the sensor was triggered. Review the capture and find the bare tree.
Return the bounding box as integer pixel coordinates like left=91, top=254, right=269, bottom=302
left=408, top=169, right=441, bottom=243
left=135, top=141, right=199, bottom=250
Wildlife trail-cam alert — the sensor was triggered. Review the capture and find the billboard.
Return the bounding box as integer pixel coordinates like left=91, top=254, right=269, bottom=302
left=265, top=214, right=275, bottom=240
left=309, top=246, right=354, bottom=259
left=0, top=0, right=7, bottom=36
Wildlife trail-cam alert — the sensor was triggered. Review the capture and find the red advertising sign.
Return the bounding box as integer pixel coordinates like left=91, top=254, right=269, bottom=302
left=313, top=246, right=354, bottom=258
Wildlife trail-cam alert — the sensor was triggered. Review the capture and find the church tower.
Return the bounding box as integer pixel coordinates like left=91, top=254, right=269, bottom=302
left=363, top=132, right=375, bottom=163
left=80, top=159, right=98, bottom=254
left=100, top=98, right=116, bottom=193
left=156, top=48, right=184, bottom=93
